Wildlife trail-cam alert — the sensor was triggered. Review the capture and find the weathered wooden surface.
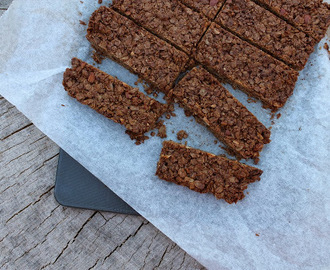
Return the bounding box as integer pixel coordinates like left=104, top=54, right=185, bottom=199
left=0, top=3, right=205, bottom=269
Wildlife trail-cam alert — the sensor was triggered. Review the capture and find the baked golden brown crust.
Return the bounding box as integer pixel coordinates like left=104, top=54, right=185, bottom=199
left=86, top=6, right=189, bottom=93
left=179, top=0, right=225, bottom=19
left=216, top=0, right=317, bottom=70
left=196, top=23, right=299, bottom=111
left=63, top=58, right=167, bottom=136
left=156, top=141, right=263, bottom=204
left=112, top=0, right=210, bottom=54
left=172, top=67, right=270, bottom=161
left=253, top=0, right=330, bottom=42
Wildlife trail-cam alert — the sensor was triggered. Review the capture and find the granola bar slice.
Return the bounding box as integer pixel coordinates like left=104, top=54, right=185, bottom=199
left=252, top=0, right=330, bottom=42
left=63, top=58, right=167, bottom=136
left=216, top=0, right=317, bottom=70
left=179, top=0, right=225, bottom=19
left=86, top=6, right=189, bottom=93
left=172, top=67, right=270, bottom=161
left=112, top=0, right=210, bottom=54
left=156, top=141, right=263, bottom=204
left=196, top=23, right=299, bottom=111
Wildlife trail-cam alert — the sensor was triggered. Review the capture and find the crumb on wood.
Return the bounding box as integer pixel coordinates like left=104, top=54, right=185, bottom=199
left=79, top=20, right=86, bottom=25
left=177, top=130, right=189, bottom=140
left=276, top=113, right=281, bottom=119
left=92, top=50, right=105, bottom=64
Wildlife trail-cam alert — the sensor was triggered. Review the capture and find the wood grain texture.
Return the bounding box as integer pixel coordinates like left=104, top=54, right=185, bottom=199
left=0, top=3, right=205, bottom=268
left=0, top=98, right=205, bottom=270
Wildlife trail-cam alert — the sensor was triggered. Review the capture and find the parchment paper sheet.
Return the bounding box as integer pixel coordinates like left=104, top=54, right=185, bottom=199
left=1, top=1, right=329, bottom=269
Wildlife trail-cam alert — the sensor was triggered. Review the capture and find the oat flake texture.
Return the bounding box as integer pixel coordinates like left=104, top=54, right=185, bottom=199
left=0, top=1, right=330, bottom=269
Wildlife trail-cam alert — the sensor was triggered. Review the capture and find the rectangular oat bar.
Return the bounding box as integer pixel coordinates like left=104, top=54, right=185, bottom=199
left=179, top=0, right=225, bottom=19
left=216, top=0, right=317, bottom=70
left=63, top=58, right=167, bottom=137
left=172, top=67, right=270, bottom=161
left=86, top=6, right=189, bottom=93
left=252, top=0, right=330, bottom=42
left=156, top=141, right=263, bottom=204
left=112, top=0, right=210, bottom=54
left=196, top=23, right=299, bottom=111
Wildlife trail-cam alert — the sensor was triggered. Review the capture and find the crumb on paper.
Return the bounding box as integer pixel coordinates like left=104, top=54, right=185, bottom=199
left=150, top=131, right=155, bottom=137
left=324, top=43, right=330, bottom=56
left=145, top=86, right=153, bottom=95
left=253, top=157, right=260, bottom=165
left=164, top=103, right=176, bottom=120
left=247, top=97, right=257, bottom=103
left=80, top=1, right=83, bottom=3
left=276, top=113, right=281, bottom=119
left=299, top=127, right=302, bottom=131
left=61, top=104, right=65, bottom=107
left=156, top=120, right=167, bottom=138
left=125, top=130, right=149, bottom=145
left=177, top=130, right=189, bottom=140
left=79, top=20, right=86, bottom=25
left=184, top=109, right=193, bottom=117
left=92, top=50, right=105, bottom=64
left=214, top=140, right=218, bottom=144
left=255, top=233, right=260, bottom=237
left=98, top=0, right=103, bottom=4
left=157, top=125, right=167, bottom=138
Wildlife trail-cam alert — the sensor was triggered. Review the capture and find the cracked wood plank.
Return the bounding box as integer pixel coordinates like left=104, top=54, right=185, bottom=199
left=1, top=81, right=204, bottom=270
left=0, top=2, right=204, bottom=268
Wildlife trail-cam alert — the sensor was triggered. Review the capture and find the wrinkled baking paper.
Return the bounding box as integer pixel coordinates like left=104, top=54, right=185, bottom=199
left=1, top=1, right=329, bottom=269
